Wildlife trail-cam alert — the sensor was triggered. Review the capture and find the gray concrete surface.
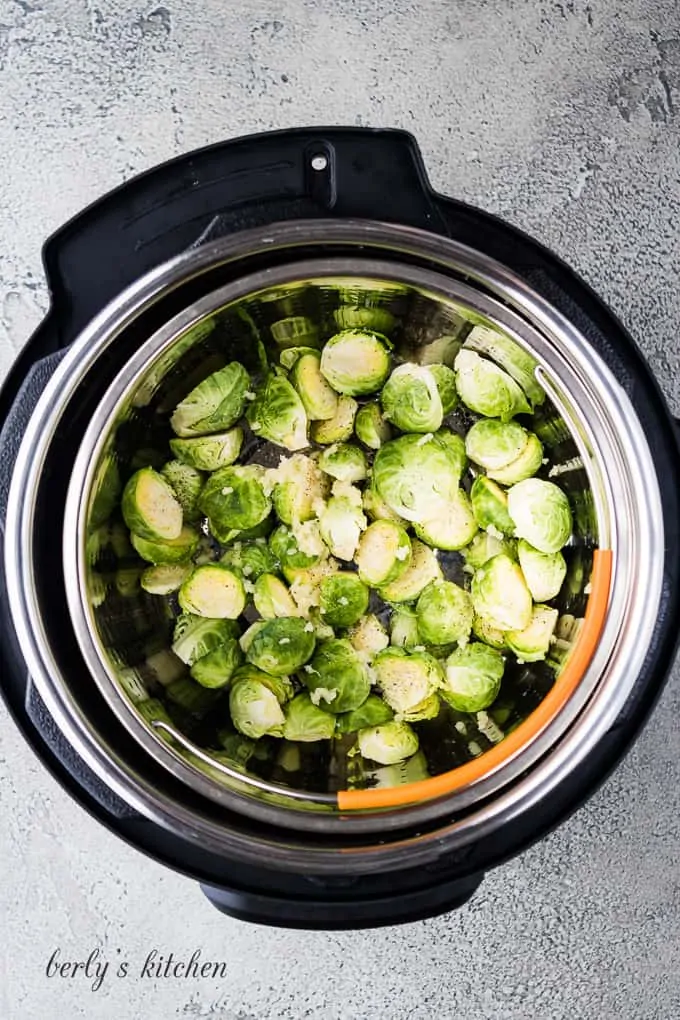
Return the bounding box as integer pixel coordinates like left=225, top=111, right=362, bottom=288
left=1, top=0, right=680, bottom=1017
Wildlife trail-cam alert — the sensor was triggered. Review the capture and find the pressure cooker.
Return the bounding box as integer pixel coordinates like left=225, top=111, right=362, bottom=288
left=1, top=127, right=678, bottom=929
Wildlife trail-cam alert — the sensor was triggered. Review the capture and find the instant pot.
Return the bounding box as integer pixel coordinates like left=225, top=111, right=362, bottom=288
left=2, top=127, right=679, bottom=930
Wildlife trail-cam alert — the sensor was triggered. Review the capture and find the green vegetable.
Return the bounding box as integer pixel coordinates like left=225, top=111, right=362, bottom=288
left=470, top=476, right=516, bottom=535
left=282, top=693, right=336, bottom=741
left=472, top=614, right=507, bottom=650
left=131, top=524, right=200, bottom=565
left=231, top=665, right=294, bottom=703
left=358, top=721, right=419, bottom=764
left=346, top=614, right=390, bottom=659
left=319, top=329, right=392, bottom=396
left=428, top=364, right=458, bottom=414
left=372, top=647, right=444, bottom=714
left=442, top=643, right=505, bottom=712
left=246, top=373, right=309, bottom=451
left=389, top=606, right=421, bottom=649
left=169, top=428, right=243, bottom=471
left=413, top=488, right=478, bottom=551
left=253, top=574, right=299, bottom=619
left=318, top=573, right=369, bottom=628
left=290, top=351, right=339, bottom=420
left=507, top=479, right=573, bottom=554
left=199, top=465, right=271, bottom=539
left=379, top=539, right=442, bottom=603
left=416, top=580, right=474, bottom=646
left=121, top=468, right=183, bottom=542
left=355, top=520, right=411, bottom=586
left=171, top=613, right=240, bottom=666
left=279, top=345, right=320, bottom=370
left=170, top=362, right=250, bottom=437
left=506, top=605, right=559, bottom=661
left=463, top=325, right=544, bottom=407
left=310, top=395, right=358, bottom=444
left=140, top=562, right=192, bottom=595
left=159, top=461, right=205, bottom=522
left=465, top=420, right=529, bottom=471
left=471, top=554, right=533, bottom=631
left=178, top=565, right=246, bottom=619
left=354, top=402, right=391, bottom=450
left=517, top=539, right=567, bottom=602
left=190, top=638, right=243, bottom=688
left=303, top=638, right=370, bottom=713
left=462, top=532, right=515, bottom=571
left=268, top=453, right=329, bottom=525
left=245, top=617, right=316, bottom=675
left=318, top=490, right=367, bottom=561
left=269, top=523, right=326, bottom=574
left=381, top=363, right=443, bottom=433
left=372, top=433, right=464, bottom=524
left=488, top=433, right=543, bottom=485
left=336, top=694, right=394, bottom=734
left=229, top=678, right=285, bottom=739
left=362, top=483, right=405, bottom=525
left=219, top=541, right=278, bottom=582
left=318, top=443, right=368, bottom=483
left=454, top=349, right=531, bottom=420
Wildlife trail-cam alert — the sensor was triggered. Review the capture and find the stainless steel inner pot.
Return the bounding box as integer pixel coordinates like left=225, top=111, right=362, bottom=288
left=5, top=220, right=664, bottom=871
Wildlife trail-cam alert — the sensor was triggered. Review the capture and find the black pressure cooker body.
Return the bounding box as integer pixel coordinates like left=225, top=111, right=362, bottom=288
left=1, top=128, right=679, bottom=930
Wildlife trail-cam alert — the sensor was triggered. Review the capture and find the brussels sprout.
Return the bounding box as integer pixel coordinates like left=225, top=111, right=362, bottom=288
left=372, top=647, right=444, bottom=713
left=170, top=362, right=250, bottom=437
left=310, top=394, right=359, bottom=444
left=121, top=468, right=183, bottom=542
left=398, top=692, right=441, bottom=723
left=318, top=573, right=369, bottom=628
left=435, top=428, right=468, bottom=476
left=279, top=345, right=321, bottom=370
left=246, top=372, right=308, bottom=451
left=346, top=614, right=390, bottom=659
left=358, top=721, right=419, bottom=765
left=471, top=554, right=533, bottom=631
left=379, top=539, right=442, bottom=603
left=231, top=664, right=294, bottom=703
left=267, top=453, right=329, bottom=525
left=171, top=613, right=240, bottom=665
left=318, top=492, right=367, bottom=561
left=290, top=351, right=339, bottom=420
left=381, top=363, right=444, bottom=433
left=253, top=574, right=299, bottom=619
left=333, top=305, right=397, bottom=334
left=178, top=565, right=246, bottom=619
left=245, top=617, right=316, bottom=675
left=220, top=541, right=278, bottom=582
left=416, top=580, right=474, bottom=646
left=271, top=315, right=320, bottom=349
left=507, top=479, right=573, bottom=554
left=372, top=434, right=464, bottom=524
left=362, top=483, right=405, bottom=525
left=389, top=606, right=421, bottom=649
left=287, top=558, right=341, bottom=616
left=270, top=522, right=326, bottom=574
left=462, top=532, right=516, bottom=571
left=413, top=488, right=478, bottom=551
left=442, top=643, right=505, bottom=712
left=472, top=614, right=507, bottom=650
left=159, top=460, right=205, bottom=522
left=488, top=433, right=543, bottom=485
left=318, top=443, right=368, bottom=483
left=336, top=693, right=394, bottom=734
left=354, top=520, right=411, bottom=587
left=282, top=693, right=336, bottom=742
left=190, top=638, right=243, bottom=688
left=169, top=428, right=244, bottom=472
left=463, top=325, right=545, bottom=407
left=354, top=402, right=392, bottom=450
left=465, top=420, right=529, bottom=471
left=304, top=638, right=370, bottom=713
left=428, top=364, right=458, bottom=415
left=319, top=329, right=391, bottom=396
left=216, top=516, right=276, bottom=548
left=229, top=678, right=285, bottom=739
left=454, top=349, right=531, bottom=421
left=517, top=539, right=567, bottom=602
left=470, top=476, right=516, bottom=535
left=131, top=524, right=200, bottom=565
left=199, top=465, right=271, bottom=539
left=506, top=604, right=559, bottom=662
left=140, top=562, right=192, bottom=595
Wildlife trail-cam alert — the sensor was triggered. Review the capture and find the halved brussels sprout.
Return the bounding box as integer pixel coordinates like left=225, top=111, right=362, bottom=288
left=346, top=614, right=390, bottom=660
left=178, top=565, right=246, bottom=619
left=463, top=325, right=544, bottom=407
left=231, top=664, right=294, bottom=703
left=362, top=483, right=405, bottom=525
left=318, top=443, right=368, bottom=483
left=517, top=539, right=567, bottom=602
left=318, top=492, right=367, bottom=562
left=287, top=558, right=340, bottom=616
left=470, top=476, right=516, bottom=535
left=171, top=613, right=240, bottom=666
left=462, top=532, right=516, bottom=571
left=355, top=520, right=412, bottom=587
left=319, top=329, right=392, bottom=396
left=131, top=524, right=200, bottom=565
left=217, top=516, right=275, bottom=547
left=336, top=693, right=394, bottom=734
left=229, top=678, right=285, bottom=739
left=379, top=539, right=442, bottom=603
left=220, top=541, right=278, bottom=582
left=428, top=364, right=458, bottom=415
left=282, top=693, right=336, bottom=741
left=304, top=638, right=370, bottom=713
left=253, top=574, right=299, bottom=619
left=442, top=643, right=505, bottom=712
left=246, top=372, right=309, bottom=451
left=199, top=465, right=271, bottom=539
left=372, top=647, right=444, bottom=713
left=270, top=522, right=325, bottom=575
left=413, top=488, right=478, bottom=551
left=381, top=363, right=443, bottom=433
left=319, top=573, right=369, bottom=628
left=471, top=553, right=533, bottom=631
left=170, top=362, right=250, bottom=437
left=310, top=395, right=358, bottom=444
left=159, top=460, right=205, bottom=522
left=471, top=614, right=508, bottom=650
left=506, top=604, right=559, bottom=661
left=507, top=479, right=573, bottom=554
left=454, top=349, right=531, bottom=421
left=434, top=428, right=468, bottom=477
left=268, top=453, right=329, bottom=525
left=357, top=721, right=419, bottom=765
left=140, top=562, right=192, bottom=595
left=121, top=467, right=183, bottom=542
left=169, top=428, right=243, bottom=472
left=290, top=351, right=339, bottom=420
left=245, top=617, right=316, bottom=675
left=488, top=433, right=543, bottom=485
left=389, top=605, right=421, bottom=649
left=372, top=433, right=463, bottom=523
left=398, top=691, right=441, bottom=723
left=190, top=638, right=243, bottom=689
left=354, top=402, right=392, bottom=450
left=465, top=419, right=529, bottom=471
left=279, top=345, right=320, bottom=370
left=415, top=580, right=474, bottom=646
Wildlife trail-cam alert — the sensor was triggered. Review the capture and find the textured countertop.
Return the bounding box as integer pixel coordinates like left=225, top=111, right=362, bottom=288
left=1, top=2, right=680, bottom=1018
